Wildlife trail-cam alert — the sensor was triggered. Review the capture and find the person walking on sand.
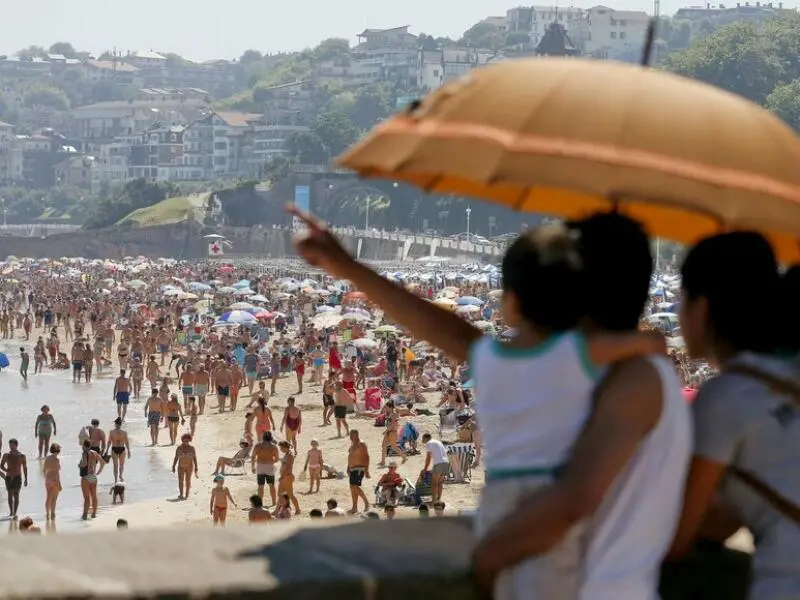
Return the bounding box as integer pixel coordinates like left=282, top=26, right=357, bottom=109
left=251, top=431, right=279, bottom=506
left=346, top=430, right=370, bottom=514
left=107, top=418, right=130, bottom=483
left=333, top=381, right=355, bottom=438
left=280, top=396, right=302, bottom=454
left=210, top=475, right=236, bottom=526
left=195, top=364, right=210, bottom=414
left=113, top=369, right=131, bottom=422
left=277, top=441, right=301, bottom=515
left=172, top=434, right=198, bottom=500
left=0, top=439, right=28, bottom=518
left=164, top=393, right=184, bottom=445
left=34, top=405, right=56, bottom=459
left=302, top=439, right=324, bottom=494
left=19, top=347, right=29, bottom=382
left=129, top=357, right=144, bottom=399
left=42, top=443, right=61, bottom=521
left=78, top=439, right=104, bottom=520
left=144, top=388, right=164, bottom=446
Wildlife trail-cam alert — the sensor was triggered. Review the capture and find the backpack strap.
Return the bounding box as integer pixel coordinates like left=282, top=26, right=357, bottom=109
left=723, top=364, right=800, bottom=525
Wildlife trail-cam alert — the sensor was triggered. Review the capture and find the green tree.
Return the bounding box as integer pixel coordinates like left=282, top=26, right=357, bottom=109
left=312, top=111, right=360, bottom=158
left=83, top=179, right=178, bottom=229
left=313, top=38, right=350, bottom=61
left=23, top=83, right=70, bottom=111
left=459, top=22, right=505, bottom=50
left=240, top=49, right=263, bottom=63
left=663, top=21, right=783, bottom=103
left=17, top=45, right=47, bottom=60
left=48, top=42, right=78, bottom=58
left=765, top=79, right=800, bottom=130
left=348, top=83, right=392, bottom=130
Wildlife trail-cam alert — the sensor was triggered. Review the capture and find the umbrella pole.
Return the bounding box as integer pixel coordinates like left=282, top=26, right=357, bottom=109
left=640, top=19, right=658, bottom=67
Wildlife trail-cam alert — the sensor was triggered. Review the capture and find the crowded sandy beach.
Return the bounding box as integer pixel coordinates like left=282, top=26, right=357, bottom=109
left=0, top=254, right=496, bottom=531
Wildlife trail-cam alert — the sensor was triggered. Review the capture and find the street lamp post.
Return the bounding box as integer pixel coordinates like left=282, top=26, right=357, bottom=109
left=365, top=196, right=370, bottom=230
left=466, top=207, right=472, bottom=238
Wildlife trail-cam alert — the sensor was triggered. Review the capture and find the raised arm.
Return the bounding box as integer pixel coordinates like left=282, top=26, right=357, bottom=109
left=288, top=206, right=482, bottom=362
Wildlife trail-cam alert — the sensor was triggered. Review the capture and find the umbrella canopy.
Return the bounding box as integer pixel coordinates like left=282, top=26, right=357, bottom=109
left=216, top=310, right=258, bottom=325
left=338, top=58, right=800, bottom=262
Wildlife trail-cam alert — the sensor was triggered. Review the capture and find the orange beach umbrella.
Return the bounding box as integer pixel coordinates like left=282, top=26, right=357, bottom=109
left=338, top=57, right=800, bottom=262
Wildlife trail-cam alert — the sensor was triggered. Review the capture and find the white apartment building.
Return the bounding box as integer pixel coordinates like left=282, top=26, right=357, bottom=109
left=567, top=6, right=650, bottom=60
left=317, top=56, right=383, bottom=86
left=417, top=49, right=494, bottom=92
left=0, top=120, right=23, bottom=183
left=506, top=5, right=586, bottom=47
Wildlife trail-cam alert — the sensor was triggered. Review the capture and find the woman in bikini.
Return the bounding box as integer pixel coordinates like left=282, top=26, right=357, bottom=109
left=117, top=339, right=129, bottom=370
left=164, top=394, right=184, bottom=445
left=322, top=374, right=336, bottom=427
left=78, top=439, right=104, bottom=520
left=281, top=396, right=302, bottom=454
left=107, top=417, right=130, bottom=483
left=378, top=400, right=407, bottom=466
left=254, top=397, right=275, bottom=439
left=34, top=405, right=57, bottom=460
left=43, top=443, right=62, bottom=521
left=277, top=441, right=301, bottom=515
left=303, top=439, right=324, bottom=494
left=210, top=474, right=236, bottom=526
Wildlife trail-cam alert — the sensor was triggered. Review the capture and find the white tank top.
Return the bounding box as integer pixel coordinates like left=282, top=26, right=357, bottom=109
left=470, top=332, right=597, bottom=473
left=579, top=355, right=691, bottom=600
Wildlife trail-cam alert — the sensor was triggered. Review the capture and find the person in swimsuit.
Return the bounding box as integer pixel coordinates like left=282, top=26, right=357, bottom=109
left=0, top=439, right=28, bottom=518
left=87, top=419, right=106, bottom=456
left=251, top=431, right=279, bottom=506
left=164, top=394, right=184, bottom=446
left=180, top=366, right=195, bottom=412
left=322, top=374, right=335, bottom=426
left=129, top=357, right=144, bottom=399
left=333, top=381, right=355, bottom=438
left=43, top=443, right=61, bottom=521
left=195, top=365, right=210, bottom=415
left=244, top=348, right=259, bottom=396
left=78, top=439, right=104, bottom=520
left=277, top=441, right=301, bottom=515
left=34, top=405, right=57, bottom=460
left=229, top=363, right=244, bottom=412
left=274, top=492, right=293, bottom=519
left=302, top=439, right=324, bottom=494
left=253, top=397, right=275, bottom=439
left=248, top=494, right=273, bottom=523
left=215, top=362, right=233, bottom=413
left=346, top=430, right=370, bottom=514
left=210, top=475, right=236, bottom=526
left=294, top=352, right=306, bottom=394
left=311, top=345, right=326, bottom=386
left=70, top=340, right=84, bottom=383
left=107, top=417, right=131, bottom=483
left=378, top=400, right=407, bottom=466
left=113, top=369, right=131, bottom=422
left=281, top=396, right=302, bottom=453
left=117, top=340, right=129, bottom=370
left=144, top=388, right=164, bottom=446
left=82, top=343, right=94, bottom=383
left=172, top=434, right=198, bottom=500
left=186, top=396, right=199, bottom=438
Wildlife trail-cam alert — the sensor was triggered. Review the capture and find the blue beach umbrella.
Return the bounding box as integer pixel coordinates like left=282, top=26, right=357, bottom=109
left=0, top=353, right=10, bottom=368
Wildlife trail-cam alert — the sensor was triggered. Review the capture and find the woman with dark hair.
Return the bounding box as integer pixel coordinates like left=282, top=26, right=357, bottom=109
left=670, top=231, right=800, bottom=599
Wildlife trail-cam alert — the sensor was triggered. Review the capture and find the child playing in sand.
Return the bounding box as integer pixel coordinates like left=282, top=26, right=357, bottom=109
left=302, top=439, right=323, bottom=494
left=209, top=475, right=236, bottom=526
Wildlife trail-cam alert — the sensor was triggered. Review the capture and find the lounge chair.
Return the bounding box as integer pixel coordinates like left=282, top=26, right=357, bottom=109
left=373, top=477, right=417, bottom=507
left=213, top=444, right=251, bottom=476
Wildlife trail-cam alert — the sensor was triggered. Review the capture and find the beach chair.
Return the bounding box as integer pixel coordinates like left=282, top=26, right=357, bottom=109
left=374, top=478, right=417, bottom=507
left=225, top=446, right=251, bottom=476
left=413, top=472, right=434, bottom=505
left=437, top=410, right=457, bottom=439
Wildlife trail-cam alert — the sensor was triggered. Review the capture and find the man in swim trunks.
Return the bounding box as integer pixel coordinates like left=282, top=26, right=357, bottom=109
left=180, top=366, right=195, bottom=412
left=195, top=364, right=210, bottom=415
left=214, top=361, right=233, bottom=413
left=144, top=389, right=164, bottom=446
left=156, top=328, right=171, bottom=366
left=71, top=340, right=84, bottom=383
left=113, top=369, right=131, bottom=421
left=333, top=380, right=355, bottom=438
left=107, top=417, right=130, bottom=483
left=1, top=439, right=28, bottom=518
left=251, top=431, right=279, bottom=506
left=243, top=347, right=259, bottom=396
left=87, top=419, right=106, bottom=456
left=346, top=430, right=370, bottom=514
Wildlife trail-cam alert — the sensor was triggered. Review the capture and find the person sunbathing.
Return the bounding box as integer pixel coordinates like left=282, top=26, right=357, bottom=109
left=211, top=441, right=250, bottom=476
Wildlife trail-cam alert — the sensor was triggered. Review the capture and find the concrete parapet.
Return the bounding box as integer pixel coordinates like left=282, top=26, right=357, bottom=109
left=0, top=517, right=479, bottom=600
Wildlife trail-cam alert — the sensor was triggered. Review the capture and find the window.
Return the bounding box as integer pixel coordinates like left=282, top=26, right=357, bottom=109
left=433, top=69, right=439, bottom=77
left=620, top=19, right=627, bottom=26
left=620, top=32, right=627, bottom=39
left=610, top=17, right=616, bottom=25
left=610, top=32, right=617, bottom=39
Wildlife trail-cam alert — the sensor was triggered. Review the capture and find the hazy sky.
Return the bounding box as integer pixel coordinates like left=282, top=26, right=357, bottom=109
left=1, top=0, right=707, bottom=62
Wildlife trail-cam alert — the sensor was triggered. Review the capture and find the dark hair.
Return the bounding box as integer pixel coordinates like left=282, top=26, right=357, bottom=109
left=249, top=494, right=263, bottom=508
left=779, top=265, right=800, bottom=355
left=568, top=212, right=652, bottom=331
left=681, top=232, right=779, bottom=354
left=326, top=498, right=338, bottom=509
left=501, top=225, right=583, bottom=332
left=309, top=508, right=324, bottom=518
left=418, top=504, right=429, bottom=516
left=116, top=519, right=128, bottom=529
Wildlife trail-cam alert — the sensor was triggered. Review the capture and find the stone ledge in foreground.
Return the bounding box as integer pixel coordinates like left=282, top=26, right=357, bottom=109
left=0, top=517, right=479, bottom=600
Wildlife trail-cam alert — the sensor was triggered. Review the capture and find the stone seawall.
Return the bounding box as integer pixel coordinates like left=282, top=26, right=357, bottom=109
left=0, top=518, right=479, bottom=600
left=0, top=223, right=500, bottom=261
